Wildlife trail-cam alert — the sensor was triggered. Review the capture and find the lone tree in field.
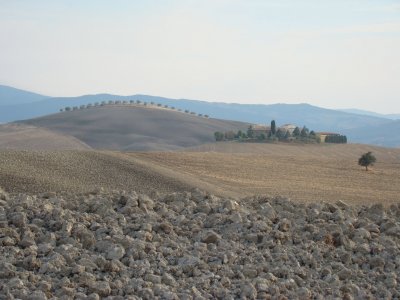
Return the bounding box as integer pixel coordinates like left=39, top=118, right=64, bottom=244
left=358, top=152, right=376, bottom=171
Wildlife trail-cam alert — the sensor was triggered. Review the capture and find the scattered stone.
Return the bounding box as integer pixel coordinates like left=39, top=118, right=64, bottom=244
left=106, top=244, right=125, bottom=260
left=202, top=231, right=221, bottom=244
left=0, top=190, right=399, bottom=298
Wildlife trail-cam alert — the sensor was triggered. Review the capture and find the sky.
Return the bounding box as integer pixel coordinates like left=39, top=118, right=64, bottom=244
left=0, top=0, right=399, bottom=113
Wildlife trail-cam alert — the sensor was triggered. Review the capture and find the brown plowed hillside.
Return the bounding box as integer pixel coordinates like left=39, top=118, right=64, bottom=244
left=1, top=143, right=399, bottom=205
left=0, top=123, right=91, bottom=150
left=0, top=150, right=193, bottom=194
left=20, top=105, right=248, bottom=151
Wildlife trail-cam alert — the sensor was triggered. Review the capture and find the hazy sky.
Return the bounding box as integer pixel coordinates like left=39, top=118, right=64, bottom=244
left=0, top=0, right=399, bottom=113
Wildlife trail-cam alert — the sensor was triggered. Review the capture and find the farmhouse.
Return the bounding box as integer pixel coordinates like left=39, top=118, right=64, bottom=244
left=249, top=125, right=271, bottom=138
left=279, top=124, right=297, bottom=134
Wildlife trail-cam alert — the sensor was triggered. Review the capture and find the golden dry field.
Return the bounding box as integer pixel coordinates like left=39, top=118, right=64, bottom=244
left=129, top=143, right=400, bottom=205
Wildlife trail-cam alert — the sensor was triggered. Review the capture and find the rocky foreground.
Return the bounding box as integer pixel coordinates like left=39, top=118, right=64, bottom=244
left=0, top=188, right=400, bottom=299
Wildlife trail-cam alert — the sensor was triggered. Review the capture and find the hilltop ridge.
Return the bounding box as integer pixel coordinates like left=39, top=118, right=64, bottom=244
left=19, top=105, right=248, bottom=151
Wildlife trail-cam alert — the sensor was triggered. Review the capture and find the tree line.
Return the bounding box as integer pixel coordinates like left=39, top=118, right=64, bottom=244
left=60, top=101, right=209, bottom=118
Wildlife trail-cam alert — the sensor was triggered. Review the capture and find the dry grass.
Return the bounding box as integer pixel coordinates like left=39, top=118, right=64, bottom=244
left=130, top=143, right=400, bottom=205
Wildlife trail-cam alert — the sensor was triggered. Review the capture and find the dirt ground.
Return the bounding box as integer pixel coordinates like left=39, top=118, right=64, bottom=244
left=129, top=143, right=400, bottom=205
left=1, top=143, right=399, bottom=206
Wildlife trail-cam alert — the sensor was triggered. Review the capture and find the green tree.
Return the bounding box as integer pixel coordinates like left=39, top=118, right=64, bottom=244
left=225, top=131, right=235, bottom=140
left=247, top=126, right=254, bottom=138
left=271, top=120, right=276, bottom=135
left=358, top=152, right=376, bottom=171
left=300, top=126, right=309, bottom=138
left=276, top=128, right=285, bottom=140
left=292, top=127, right=300, bottom=137
left=236, top=130, right=243, bottom=139
left=214, top=132, right=224, bottom=141
left=284, top=130, right=291, bottom=140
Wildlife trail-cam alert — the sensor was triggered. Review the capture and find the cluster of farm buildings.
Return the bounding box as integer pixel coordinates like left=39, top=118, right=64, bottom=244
left=249, top=123, right=344, bottom=143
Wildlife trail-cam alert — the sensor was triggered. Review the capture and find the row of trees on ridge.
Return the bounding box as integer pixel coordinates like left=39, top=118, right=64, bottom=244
left=60, top=100, right=209, bottom=118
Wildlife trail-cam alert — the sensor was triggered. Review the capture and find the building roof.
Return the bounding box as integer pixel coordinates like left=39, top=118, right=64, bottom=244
left=251, top=125, right=271, bottom=131
left=317, top=132, right=340, bottom=135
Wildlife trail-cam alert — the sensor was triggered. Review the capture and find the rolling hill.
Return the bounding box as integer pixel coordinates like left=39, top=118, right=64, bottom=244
left=1, top=84, right=399, bottom=147
left=19, top=105, right=249, bottom=151
left=0, top=150, right=193, bottom=194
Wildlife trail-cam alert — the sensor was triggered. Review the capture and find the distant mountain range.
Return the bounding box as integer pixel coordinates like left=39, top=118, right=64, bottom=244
left=339, top=108, right=400, bottom=120
left=0, top=85, right=49, bottom=106
left=0, top=84, right=399, bottom=147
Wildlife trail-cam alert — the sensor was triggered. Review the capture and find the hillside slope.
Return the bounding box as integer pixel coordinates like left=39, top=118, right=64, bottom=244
left=1, top=143, right=399, bottom=204
left=20, top=105, right=248, bottom=151
left=0, top=150, right=193, bottom=194
left=0, top=84, right=48, bottom=106
left=0, top=123, right=91, bottom=150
